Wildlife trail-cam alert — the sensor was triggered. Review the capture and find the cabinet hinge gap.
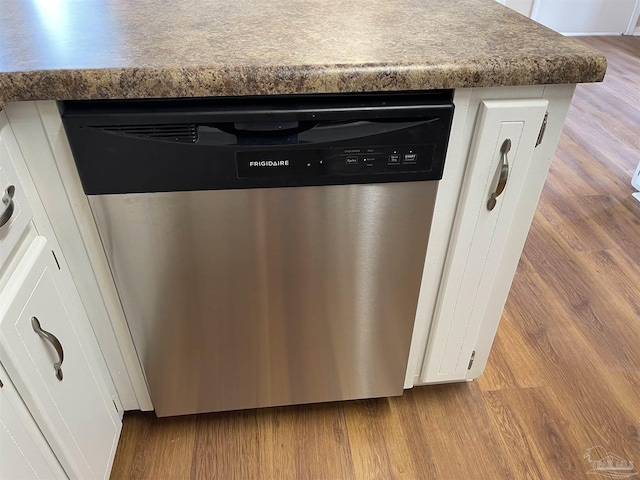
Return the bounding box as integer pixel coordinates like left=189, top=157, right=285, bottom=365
left=52, top=250, right=61, bottom=270
left=467, top=350, right=476, bottom=370
left=535, top=112, right=548, bottom=147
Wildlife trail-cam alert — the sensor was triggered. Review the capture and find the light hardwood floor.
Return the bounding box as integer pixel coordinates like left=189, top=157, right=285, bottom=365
left=110, top=36, right=640, bottom=480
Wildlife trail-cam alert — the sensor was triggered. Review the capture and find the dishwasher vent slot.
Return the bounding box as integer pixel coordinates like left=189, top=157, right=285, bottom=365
left=93, top=124, right=198, bottom=143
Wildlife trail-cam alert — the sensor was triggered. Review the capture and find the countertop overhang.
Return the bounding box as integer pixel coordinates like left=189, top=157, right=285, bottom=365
left=0, top=0, right=606, bottom=105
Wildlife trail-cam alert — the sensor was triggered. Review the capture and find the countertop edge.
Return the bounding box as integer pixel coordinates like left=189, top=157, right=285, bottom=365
left=0, top=53, right=606, bottom=105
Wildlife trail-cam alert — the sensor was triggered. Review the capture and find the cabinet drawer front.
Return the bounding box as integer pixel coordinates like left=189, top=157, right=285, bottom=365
left=0, top=363, right=67, bottom=480
left=0, top=237, right=119, bottom=480
left=0, top=121, right=33, bottom=270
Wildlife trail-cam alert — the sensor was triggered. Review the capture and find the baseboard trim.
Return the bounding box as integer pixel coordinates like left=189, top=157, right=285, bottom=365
left=561, top=32, right=625, bottom=36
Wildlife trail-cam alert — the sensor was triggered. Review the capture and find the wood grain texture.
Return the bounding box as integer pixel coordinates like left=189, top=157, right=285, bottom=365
left=110, top=36, right=640, bottom=479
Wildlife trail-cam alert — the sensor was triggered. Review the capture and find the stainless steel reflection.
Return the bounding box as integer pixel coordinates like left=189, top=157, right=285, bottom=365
left=90, top=182, right=437, bottom=416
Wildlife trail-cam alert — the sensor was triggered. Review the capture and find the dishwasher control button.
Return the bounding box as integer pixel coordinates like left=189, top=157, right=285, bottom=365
left=403, top=153, right=417, bottom=164
left=388, top=154, right=401, bottom=165
left=346, top=156, right=358, bottom=165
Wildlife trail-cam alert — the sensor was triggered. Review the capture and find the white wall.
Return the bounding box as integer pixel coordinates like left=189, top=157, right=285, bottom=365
left=498, top=0, right=640, bottom=35
left=503, top=0, right=535, bottom=16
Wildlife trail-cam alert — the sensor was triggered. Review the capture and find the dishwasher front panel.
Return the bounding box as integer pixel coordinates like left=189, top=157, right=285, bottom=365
left=90, top=181, right=436, bottom=416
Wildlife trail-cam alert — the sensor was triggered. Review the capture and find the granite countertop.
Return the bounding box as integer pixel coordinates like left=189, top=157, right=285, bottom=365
left=0, top=0, right=606, bottom=105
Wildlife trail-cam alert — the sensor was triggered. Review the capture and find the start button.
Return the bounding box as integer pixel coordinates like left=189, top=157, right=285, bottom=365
left=403, top=153, right=417, bottom=164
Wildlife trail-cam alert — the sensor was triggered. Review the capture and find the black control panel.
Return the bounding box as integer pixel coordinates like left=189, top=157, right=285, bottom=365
left=237, top=145, right=435, bottom=179
left=62, top=92, right=454, bottom=194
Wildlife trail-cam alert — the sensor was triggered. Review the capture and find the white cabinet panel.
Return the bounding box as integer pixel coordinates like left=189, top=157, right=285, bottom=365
left=422, top=99, right=548, bottom=383
left=0, top=237, right=120, bottom=480
left=6, top=102, right=147, bottom=411
left=0, top=363, right=67, bottom=480
left=0, top=120, right=33, bottom=270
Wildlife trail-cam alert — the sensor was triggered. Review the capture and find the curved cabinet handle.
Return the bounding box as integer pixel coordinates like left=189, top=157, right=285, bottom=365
left=0, top=185, right=16, bottom=227
left=31, top=316, right=64, bottom=381
left=487, top=139, right=511, bottom=211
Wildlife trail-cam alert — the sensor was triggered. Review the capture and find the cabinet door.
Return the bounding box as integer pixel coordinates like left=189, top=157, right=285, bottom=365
left=0, top=237, right=121, bottom=479
left=0, top=118, right=33, bottom=269
left=0, top=363, right=67, bottom=480
left=422, top=99, right=548, bottom=383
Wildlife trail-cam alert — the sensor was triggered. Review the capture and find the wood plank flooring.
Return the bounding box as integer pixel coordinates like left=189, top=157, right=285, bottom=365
left=110, top=36, right=640, bottom=480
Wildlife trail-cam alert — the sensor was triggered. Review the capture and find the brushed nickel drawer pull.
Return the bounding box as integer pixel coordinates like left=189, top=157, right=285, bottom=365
left=487, top=139, right=511, bottom=211
left=0, top=185, right=16, bottom=227
left=31, top=316, right=64, bottom=381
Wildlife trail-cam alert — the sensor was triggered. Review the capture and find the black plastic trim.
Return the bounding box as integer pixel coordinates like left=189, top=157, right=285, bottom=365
left=61, top=92, right=454, bottom=195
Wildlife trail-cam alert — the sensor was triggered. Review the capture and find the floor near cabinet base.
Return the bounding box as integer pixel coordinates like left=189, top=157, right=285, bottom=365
left=110, top=36, right=640, bottom=480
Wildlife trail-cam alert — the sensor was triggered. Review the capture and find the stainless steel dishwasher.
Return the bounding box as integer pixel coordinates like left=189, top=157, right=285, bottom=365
left=62, top=92, right=454, bottom=417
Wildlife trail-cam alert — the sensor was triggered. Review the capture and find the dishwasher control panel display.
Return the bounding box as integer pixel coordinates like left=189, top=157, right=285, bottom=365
left=237, top=145, right=435, bottom=179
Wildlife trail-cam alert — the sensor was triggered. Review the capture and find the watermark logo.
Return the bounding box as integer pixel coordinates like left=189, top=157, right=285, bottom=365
left=584, top=446, right=638, bottom=479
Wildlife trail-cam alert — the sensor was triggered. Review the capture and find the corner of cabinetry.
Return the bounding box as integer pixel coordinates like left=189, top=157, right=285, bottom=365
left=419, top=87, right=561, bottom=385
left=4, top=101, right=152, bottom=411
left=404, top=88, right=475, bottom=388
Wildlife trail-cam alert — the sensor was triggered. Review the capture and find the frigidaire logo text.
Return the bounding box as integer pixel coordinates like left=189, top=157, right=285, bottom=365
left=249, top=160, right=289, bottom=167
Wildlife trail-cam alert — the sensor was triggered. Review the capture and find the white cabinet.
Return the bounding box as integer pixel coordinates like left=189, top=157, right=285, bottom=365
left=5, top=103, right=149, bottom=411
left=422, top=98, right=549, bottom=383
left=0, top=237, right=121, bottom=479
left=0, top=121, right=33, bottom=270
left=0, top=363, right=67, bottom=480
left=1, top=110, right=121, bottom=478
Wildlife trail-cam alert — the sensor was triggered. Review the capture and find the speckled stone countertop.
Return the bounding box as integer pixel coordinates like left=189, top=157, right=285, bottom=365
left=0, top=0, right=606, bottom=105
